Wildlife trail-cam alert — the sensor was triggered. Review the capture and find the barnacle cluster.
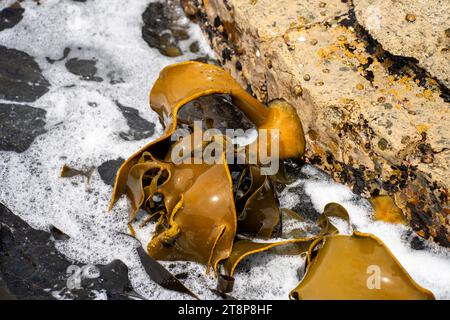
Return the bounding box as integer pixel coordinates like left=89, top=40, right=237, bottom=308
left=109, top=61, right=434, bottom=299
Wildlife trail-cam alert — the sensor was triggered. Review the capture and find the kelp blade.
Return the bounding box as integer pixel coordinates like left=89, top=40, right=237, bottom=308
left=137, top=246, right=199, bottom=299
left=290, top=232, right=435, bottom=300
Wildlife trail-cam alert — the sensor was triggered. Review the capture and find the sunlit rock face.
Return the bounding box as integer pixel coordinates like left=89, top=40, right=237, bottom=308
left=0, top=0, right=449, bottom=300
left=354, top=0, right=450, bottom=88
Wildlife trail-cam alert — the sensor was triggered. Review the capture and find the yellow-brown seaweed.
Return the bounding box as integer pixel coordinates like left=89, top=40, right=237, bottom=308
left=235, top=165, right=281, bottom=239
left=370, top=195, right=406, bottom=224
left=147, top=154, right=237, bottom=271
left=108, top=61, right=435, bottom=299
left=110, top=61, right=305, bottom=211
left=109, top=61, right=303, bottom=272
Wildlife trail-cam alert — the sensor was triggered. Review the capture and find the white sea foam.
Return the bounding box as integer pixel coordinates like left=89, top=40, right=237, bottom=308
left=0, top=0, right=448, bottom=300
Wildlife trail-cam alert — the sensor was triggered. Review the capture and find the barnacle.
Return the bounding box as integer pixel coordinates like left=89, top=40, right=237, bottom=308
left=109, top=61, right=434, bottom=299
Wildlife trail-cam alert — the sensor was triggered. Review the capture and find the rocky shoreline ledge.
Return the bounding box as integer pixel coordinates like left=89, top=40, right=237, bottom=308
left=182, top=0, right=450, bottom=247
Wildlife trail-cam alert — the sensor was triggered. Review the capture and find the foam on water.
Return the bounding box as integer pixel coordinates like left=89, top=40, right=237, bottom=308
left=0, top=0, right=449, bottom=300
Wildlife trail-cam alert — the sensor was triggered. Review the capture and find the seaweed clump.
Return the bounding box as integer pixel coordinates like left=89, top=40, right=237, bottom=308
left=109, top=61, right=434, bottom=300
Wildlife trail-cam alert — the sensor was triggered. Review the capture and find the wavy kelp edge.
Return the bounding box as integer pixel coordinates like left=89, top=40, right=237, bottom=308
left=289, top=231, right=435, bottom=300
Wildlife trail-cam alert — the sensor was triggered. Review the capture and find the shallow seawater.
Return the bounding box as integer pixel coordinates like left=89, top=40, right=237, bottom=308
left=0, top=0, right=449, bottom=300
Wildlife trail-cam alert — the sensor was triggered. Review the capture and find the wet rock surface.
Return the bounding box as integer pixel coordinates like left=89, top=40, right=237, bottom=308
left=0, top=2, right=24, bottom=32
left=142, top=0, right=184, bottom=57
left=142, top=0, right=193, bottom=57
left=186, top=0, right=450, bottom=247
left=97, top=157, right=125, bottom=186
left=65, top=58, right=103, bottom=82
left=354, top=0, right=450, bottom=88
left=277, top=160, right=321, bottom=221
left=116, top=101, right=156, bottom=141
left=52, top=46, right=124, bottom=84
left=0, top=203, right=134, bottom=300
left=0, top=103, right=46, bottom=153
left=0, top=45, right=50, bottom=102
left=178, top=94, right=255, bottom=133
left=46, top=47, right=71, bottom=64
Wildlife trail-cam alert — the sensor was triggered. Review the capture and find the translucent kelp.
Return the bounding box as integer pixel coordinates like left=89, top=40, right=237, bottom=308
left=110, top=61, right=305, bottom=272
left=110, top=61, right=434, bottom=299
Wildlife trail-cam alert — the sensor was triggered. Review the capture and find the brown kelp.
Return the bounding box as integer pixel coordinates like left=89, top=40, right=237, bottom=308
left=290, top=232, right=435, bottom=300
left=109, top=61, right=434, bottom=299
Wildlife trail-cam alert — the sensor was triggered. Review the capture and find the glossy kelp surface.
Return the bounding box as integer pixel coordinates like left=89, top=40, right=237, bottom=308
left=110, top=61, right=299, bottom=272
left=222, top=202, right=348, bottom=277
left=109, top=61, right=434, bottom=299
left=370, top=195, right=406, bottom=224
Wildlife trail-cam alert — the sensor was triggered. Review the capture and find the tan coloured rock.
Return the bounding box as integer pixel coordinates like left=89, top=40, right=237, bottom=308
left=353, top=0, right=450, bottom=88
left=184, top=0, right=450, bottom=246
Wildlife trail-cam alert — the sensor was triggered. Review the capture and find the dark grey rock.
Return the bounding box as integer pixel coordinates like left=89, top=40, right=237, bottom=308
left=0, top=45, right=50, bottom=102
left=96, top=260, right=133, bottom=297
left=50, top=225, right=71, bottom=241
left=65, top=58, right=103, bottom=82
left=97, top=158, right=125, bottom=187
left=0, top=2, right=24, bottom=32
left=0, top=203, right=135, bottom=300
left=142, top=0, right=189, bottom=57
left=281, top=184, right=321, bottom=222
left=410, top=235, right=426, bottom=250
left=0, top=103, right=46, bottom=153
left=115, top=101, right=155, bottom=141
